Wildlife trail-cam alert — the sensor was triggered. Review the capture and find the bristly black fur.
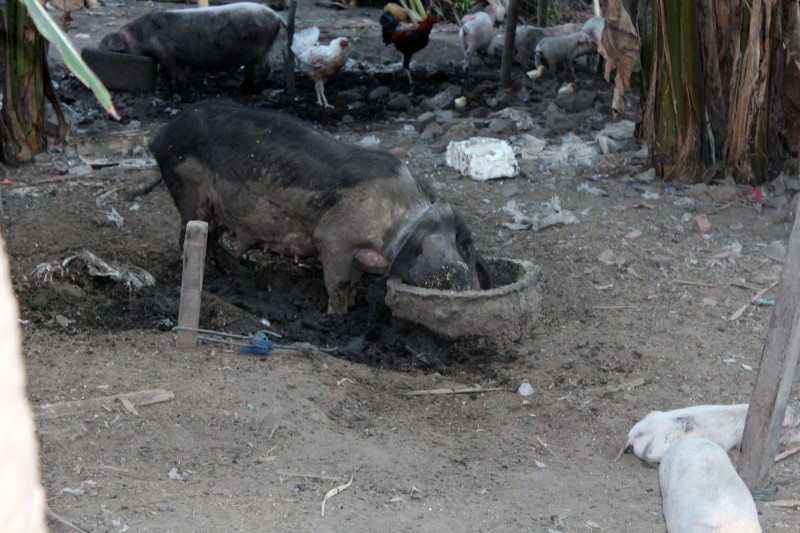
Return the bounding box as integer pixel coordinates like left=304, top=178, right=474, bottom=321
left=150, top=100, right=408, bottom=193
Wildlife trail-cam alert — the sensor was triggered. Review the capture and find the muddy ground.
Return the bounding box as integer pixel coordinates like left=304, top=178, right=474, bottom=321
left=3, top=1, right=800, bottom=531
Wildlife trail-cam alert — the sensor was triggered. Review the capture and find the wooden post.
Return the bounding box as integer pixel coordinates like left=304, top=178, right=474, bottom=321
left=499, top=0, right=519, bottom=89
left=537, top=0, right=548, bottom=26
left=286, top=0, right=297, bottom=96
left=176, top=221, right=208, bottom=350
left=738, top=211, right=800, bottom=491
left=197, top=0, right=209, bottom=7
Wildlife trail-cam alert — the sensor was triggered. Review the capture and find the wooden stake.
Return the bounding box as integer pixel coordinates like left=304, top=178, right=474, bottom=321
left=738, top=212, right=800, bottom=491
left=499, top=0, right=519, bottom=89
left=285, top=0, right=297, bottom=96
left=177, top=221, right=208, bottom=350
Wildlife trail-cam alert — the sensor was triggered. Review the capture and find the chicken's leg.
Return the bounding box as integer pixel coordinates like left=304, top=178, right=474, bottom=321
left=315, top=80, right=333, bottom=108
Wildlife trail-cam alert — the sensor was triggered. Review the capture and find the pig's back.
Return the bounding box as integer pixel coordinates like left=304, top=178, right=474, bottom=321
left=150, top=101, right=408, bottom=193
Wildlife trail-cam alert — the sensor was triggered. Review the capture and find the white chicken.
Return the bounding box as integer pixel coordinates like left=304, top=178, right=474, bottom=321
left=291, top=26, right=349, bottom=109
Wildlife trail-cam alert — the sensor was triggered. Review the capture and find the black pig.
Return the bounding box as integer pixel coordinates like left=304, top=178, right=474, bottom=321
left=149, top=101, right=491, bottom=314
left=99, top=3, right=285, bottom=94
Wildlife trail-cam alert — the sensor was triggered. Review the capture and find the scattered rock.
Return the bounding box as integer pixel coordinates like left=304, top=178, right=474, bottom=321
left=489, top=108, right=537, bottom=131
left=368, top=86, right=391, bottom=100
left=544, top=106, right=575, bottom=134
left=487, top=118, right=512, bottom=134
left=709, top=185, right=738, bottom=203
left=414, top=112, right=436, bottom=133
left=692, top=214, right=711, bottom=234
left=558, top=90, right=595, bottom=113
left=420, top=122, right=444, bottom=141
left=443, top=120, right=478, bottom=144
left=386, top=94, right=413, bottom=112
left=762, top=241, right=787, bottom=262
left=634, top=168, right=656, bottom=182
left=597, top=249, right=622, bottom=266
left=422, top=85, right=461, bottom=111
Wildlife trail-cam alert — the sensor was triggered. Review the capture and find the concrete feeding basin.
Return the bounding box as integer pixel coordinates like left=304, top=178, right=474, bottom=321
left=385, top=258, right=541, bottom=339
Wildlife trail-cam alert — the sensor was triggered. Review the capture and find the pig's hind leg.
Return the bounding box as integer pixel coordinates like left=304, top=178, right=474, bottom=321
left=239, top=56, right=270, bottom=95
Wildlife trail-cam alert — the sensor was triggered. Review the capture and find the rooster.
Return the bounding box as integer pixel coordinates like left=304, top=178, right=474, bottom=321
left=379, top=11, right=439, bottom=84
left=291, top=26, right=349, bottom=108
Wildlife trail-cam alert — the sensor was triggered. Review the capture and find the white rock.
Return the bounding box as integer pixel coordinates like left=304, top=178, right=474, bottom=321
left=357, top=135, right=381, bottom=148
left=762, top=240, right=787, bottom=262
left=446, top=137, right=520, bottom=181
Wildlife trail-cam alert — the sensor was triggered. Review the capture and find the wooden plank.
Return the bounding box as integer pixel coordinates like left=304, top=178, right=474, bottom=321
left=738, top=212, right=800, bottom=491
left=176, top=221, right=208, bottom=350
left=35, top=389, right=174, bottom=419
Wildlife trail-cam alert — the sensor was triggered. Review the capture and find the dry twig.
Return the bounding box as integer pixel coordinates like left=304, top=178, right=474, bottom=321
left=321, top=472, right=354, bottom=517
left=401, top=386, right=508, bottom=396
left=729, top=280, right=779, bottom=320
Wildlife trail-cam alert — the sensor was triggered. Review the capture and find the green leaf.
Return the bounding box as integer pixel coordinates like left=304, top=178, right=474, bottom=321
left=20, top=0, right=119, bottom=120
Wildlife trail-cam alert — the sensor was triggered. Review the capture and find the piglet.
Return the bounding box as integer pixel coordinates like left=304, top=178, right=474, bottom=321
left=659, top=438, right=762, bottom=533
left=514, top=23, right=582, bottom=70
left=581, top=16, right=605, bottom=45
left=616, top=403, right=799, bottom=462
left=534, top=32, right=597, bottom=80
left=458, top=12, right=494, bottom=70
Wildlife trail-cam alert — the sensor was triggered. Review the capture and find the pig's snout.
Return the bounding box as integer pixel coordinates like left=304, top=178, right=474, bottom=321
left=414, top=262, right=477, bottom=291
left=406, top=233, right=479, bottom=291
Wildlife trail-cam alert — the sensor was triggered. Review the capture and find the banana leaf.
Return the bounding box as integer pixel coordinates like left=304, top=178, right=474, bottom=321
left=21, top=0, right=119, bottom=120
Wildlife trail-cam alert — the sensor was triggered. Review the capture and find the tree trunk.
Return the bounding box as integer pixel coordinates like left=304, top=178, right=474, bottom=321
left=1, top=0, right=48, bottom=165
left=722, top=0, right=777, bottom=182
left=639, top=0, right=707, bottom=182
left=638, top=0, right=795, bottom=184
left=537, top=0, right=548, bottom=26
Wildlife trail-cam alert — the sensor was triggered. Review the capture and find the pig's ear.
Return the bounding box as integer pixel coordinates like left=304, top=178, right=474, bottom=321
left=475, top=253, right=493, bottom=290
left=101, top=33, right=127, bottom=52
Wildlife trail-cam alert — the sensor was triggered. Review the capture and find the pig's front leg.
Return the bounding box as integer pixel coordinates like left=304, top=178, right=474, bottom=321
left=319, top=252, right=354, bottom=314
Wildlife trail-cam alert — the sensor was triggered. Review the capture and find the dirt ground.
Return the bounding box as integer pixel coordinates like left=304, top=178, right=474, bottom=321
left=3, top=1, right=800, bottom=531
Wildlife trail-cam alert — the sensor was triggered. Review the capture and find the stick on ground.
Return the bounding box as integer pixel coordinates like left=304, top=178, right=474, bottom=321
left=321, top=472, right=354, bottom=517
left=401, top=386, right=508, bottom=396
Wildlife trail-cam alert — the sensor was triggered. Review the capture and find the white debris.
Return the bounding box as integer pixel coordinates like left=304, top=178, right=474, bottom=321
left=554, top=133, right=596, bottom=167
left=598, top=120, right=636, bottom=140
left=106, top=207, right=124, bottom=228
left=446, top=137, right=520, bottom=181
left=501, top=196, right=579, bottom=231
left=168, top=468, right=184, bottom=481
left=516, top=134, right=547, bottom=159
left=31, top=251, right=156, bottom=292
left=489, top=108, right=537, bottom=130
left=518, top=380, right=534, bottom=396
left=357, top=135, right=381, bottom=148
left=642, top=190, right=660, bottom=200
left=95, top=189, right=119, bottom=208
left=578, top=182, right=607, bottom=196
left=596, top=135, right=622, bottom=155
left=712, top=240, right=742, bottom=260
